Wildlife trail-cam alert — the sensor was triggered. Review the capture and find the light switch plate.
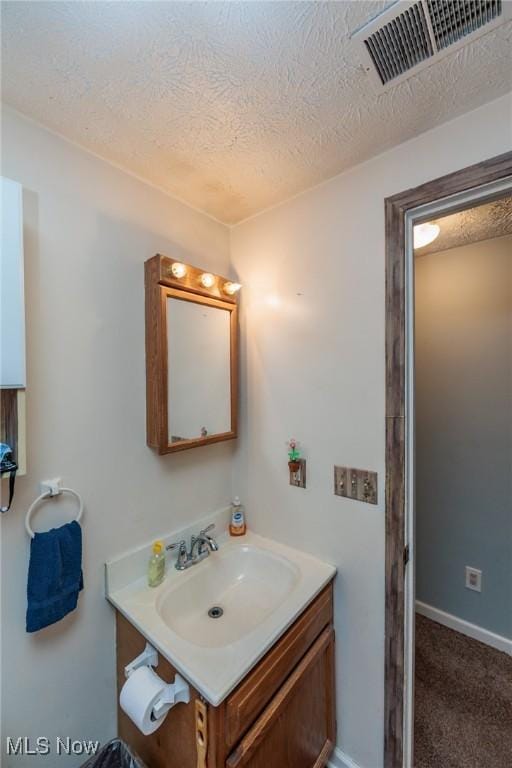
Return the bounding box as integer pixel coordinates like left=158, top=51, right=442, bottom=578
left=334, top=466, right=378, bottom=505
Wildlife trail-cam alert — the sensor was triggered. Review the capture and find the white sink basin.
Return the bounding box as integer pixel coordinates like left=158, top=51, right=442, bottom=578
left=106, top=528, right=335, bottom=705
left=156, top=545, right=300, bottom=647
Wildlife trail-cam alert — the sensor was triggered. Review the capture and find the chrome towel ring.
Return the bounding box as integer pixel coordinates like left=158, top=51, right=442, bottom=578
left=25, top=485, right=83, bottom=539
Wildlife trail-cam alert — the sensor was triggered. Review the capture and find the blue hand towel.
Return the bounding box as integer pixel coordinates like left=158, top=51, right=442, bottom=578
left=26, top=520, right=83, bottom=633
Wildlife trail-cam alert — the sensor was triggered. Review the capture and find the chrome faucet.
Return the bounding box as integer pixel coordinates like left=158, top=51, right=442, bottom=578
left=166, top=524, right=218, bottom=571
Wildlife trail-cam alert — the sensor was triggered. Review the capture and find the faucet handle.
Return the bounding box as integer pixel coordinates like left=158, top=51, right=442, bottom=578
left=167, top=540, right=189, bottom=570
left=199, top=523, right=215, bottom=536
left=166, top=539, right=186, bottom=552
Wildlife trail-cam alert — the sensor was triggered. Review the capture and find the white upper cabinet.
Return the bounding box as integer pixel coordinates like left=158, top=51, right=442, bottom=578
left=1, top=177, right=25, bottom=388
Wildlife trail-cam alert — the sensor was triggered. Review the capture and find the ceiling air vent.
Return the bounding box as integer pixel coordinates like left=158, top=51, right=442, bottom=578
left=353, top=0, right=511, bottom=90
left=427, top=0, right=502, bottom=50
left=364, top=3, right=434, bottom=86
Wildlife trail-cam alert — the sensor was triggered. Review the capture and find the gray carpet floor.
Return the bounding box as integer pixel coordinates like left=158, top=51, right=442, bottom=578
left=414, top=614, right=512, bottom=768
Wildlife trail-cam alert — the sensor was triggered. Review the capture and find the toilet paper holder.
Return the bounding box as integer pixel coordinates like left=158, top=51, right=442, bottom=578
left=124, top=642, right=190, bottom=720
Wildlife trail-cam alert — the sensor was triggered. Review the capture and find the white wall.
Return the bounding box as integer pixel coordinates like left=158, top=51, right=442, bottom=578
left=415, top=235, right=512, bottom=639
left=0, top=107, right=232, bottom=767
left=230, top=93, right=512, bottom=768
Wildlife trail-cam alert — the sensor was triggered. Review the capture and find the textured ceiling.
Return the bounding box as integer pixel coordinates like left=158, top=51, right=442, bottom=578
left=2, top=1, right=511, bottom=223
left=418, top=197, right=512, bottom=256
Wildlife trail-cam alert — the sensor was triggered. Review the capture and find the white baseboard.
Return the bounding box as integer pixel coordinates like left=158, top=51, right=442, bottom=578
left=328, top=746, right=363, bottom=768
left=416, top=600, right=512, bottom=655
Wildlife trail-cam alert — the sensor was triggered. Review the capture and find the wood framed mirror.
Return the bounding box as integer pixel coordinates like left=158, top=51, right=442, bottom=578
left=145, top=254, right=239, bottom=454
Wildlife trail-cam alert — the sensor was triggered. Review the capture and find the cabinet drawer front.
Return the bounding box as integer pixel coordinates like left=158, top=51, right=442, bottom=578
left=225, top=583, right=333, bottom=749
left=226, top=627, right=335, bottom=768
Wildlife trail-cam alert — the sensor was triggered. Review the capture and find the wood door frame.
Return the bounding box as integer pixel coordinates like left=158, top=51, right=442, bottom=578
left=384, top=151, right=512, bottom=768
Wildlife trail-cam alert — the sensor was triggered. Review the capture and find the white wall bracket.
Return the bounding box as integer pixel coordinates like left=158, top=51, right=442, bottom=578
left=40, top=477, right=63, bottom=497
left=152, top=674, right=190, bottom=719
left=124, top=642, right=158, bottom=678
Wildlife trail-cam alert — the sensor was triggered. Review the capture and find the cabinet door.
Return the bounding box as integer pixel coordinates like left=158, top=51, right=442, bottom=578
left=225, top=584, right=333, bottom=750
left=226, top=627, right=335, bottom=768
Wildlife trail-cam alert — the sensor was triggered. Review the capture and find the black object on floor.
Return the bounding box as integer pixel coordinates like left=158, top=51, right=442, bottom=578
left=81, top=739, right=148, bottom=768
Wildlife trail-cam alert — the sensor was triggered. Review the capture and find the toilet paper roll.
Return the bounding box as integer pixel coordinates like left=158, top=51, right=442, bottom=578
left=119, top=666, right=169, bottom=735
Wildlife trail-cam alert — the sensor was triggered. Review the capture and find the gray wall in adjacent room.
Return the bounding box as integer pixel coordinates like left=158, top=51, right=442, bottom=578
left=415, top=234, right=512, bottom=639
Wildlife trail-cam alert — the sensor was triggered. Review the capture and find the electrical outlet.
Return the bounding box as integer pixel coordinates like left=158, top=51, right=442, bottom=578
left=465, top=566, right=482, bottom=593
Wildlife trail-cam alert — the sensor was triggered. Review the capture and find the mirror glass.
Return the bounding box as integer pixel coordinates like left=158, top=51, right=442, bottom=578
left=167, top=297, right=231, bottom=443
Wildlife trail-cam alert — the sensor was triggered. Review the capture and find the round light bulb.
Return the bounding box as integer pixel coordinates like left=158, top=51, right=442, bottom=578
left=413, top=222, right=440, bottom=249
left=171, top=262, right=187, bottom=278
left=200, top=273, right=215, bottom=288
left=224, top=281, right=242, bottom=295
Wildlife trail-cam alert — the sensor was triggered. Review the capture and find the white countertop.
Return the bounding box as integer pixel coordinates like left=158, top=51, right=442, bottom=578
left=106, top=520, right=336, bottom=706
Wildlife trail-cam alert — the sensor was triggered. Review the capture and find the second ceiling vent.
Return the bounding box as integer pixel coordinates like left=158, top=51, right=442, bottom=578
left=353, top=0, right=510, bottom=90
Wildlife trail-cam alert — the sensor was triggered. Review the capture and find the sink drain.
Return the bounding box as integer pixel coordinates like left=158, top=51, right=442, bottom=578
left=208, top=606, right=224, bottom=619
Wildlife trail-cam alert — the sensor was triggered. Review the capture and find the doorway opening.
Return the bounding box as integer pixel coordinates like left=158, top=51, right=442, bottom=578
left=383, top=152, right=512, bottom=768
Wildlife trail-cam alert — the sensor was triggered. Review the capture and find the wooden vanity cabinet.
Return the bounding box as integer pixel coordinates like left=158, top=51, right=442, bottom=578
left=116, top=581, right=335, bottom=768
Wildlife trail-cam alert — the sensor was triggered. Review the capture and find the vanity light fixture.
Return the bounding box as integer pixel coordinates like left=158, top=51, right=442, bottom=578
left=200, top=272, right=215, bottom=289
left=223, top=281, right=242, bottom=296
left=145, top=254, right=239, bottom=455
left=171, top=262, right=187, bottom=279
left=413, top=222, right=440, bottom=249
